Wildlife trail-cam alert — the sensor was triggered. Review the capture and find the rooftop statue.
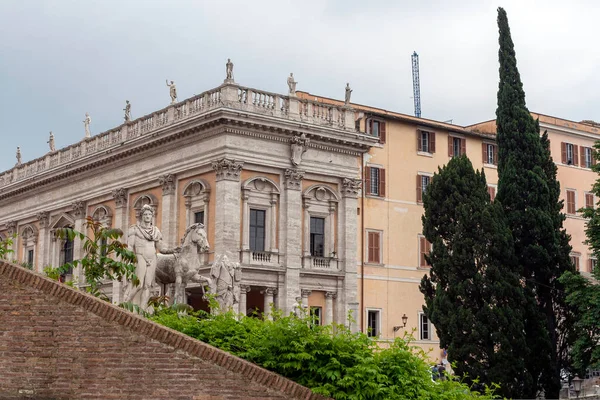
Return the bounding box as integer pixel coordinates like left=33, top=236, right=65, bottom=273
left=166, top=79, right=177, bottom=104
left=225, top=58, right=234, bottom=81
left=123, top=100, right=131, bottom=122
left=15, top=147, right=21, bottom=167
left=287, top=73, right=297, bottom=96
left=345, top=83, right=352, bottom=105
left=48, top=131, right=55, bottom=152
left=83, top=112, right=91, bottom=138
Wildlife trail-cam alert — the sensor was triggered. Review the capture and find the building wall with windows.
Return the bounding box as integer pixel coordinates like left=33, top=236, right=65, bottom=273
left=0, top=79, right=377, bottom=330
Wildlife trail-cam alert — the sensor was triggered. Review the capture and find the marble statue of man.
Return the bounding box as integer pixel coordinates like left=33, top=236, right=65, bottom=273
left=209, top=253, right=241, bottom=312
left=83, top=113, right=92, bottom=138
left=123, top=100, right=132, bottom=122
left=15, top=147, right=21, bottom=166
left=166, top=79, right=177, bottom=104
left=345, top=83, right=352, bottom=105
left=226, top=58, right=234, bottom=80
left=287, top=73, right=297, bottom=95
left=124, top=204, right=179, bottom=312
left=47, top=131, right=55, bottom=152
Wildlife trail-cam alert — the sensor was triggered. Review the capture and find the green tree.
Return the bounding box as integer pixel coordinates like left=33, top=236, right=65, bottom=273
left=419, top=155, right=527, bottom=398
left=55, top=216, right=138, bottom=299
left=0, top=234, right=15, bottom=260
left=495, top=8, right=576, bottom=398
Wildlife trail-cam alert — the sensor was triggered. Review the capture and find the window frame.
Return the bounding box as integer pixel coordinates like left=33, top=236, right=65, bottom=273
left=448, top=135, right=466, bottom=158
left=416, top=173, right=432, bottom=203
left=488, top=185, right=497, bottom=202
left=310, top=306, right=322, bottom=327
left=417, top=130, right=436, bottom=154
left=366, top=118, right=387, bottom=144
left=418, top=235, right=432, bottom=268
left=419, top=312, right=432, bottom=341
left=249, top=208, right=267, bottom=252
left=566, top=189, right=577, bottom=215
left=570, top=254, right=581, bottom=271
left=309, top=216, right=326, bottom=257
left=366, top=229, right=382, bottom=264
left=365, top=166, right=386, bottom=198
left=366, top=308, right=381, bottom=338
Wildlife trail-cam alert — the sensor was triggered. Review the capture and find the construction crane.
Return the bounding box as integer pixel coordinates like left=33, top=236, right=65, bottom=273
left=411, top=51, right=421, bottom=118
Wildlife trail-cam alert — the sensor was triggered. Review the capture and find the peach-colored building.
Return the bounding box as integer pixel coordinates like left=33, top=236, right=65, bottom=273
left=298, top=91, right=597, bottom=358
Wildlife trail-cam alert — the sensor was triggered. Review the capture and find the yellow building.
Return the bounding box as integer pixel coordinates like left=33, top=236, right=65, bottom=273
left=298, top=91, right=597, bottom=358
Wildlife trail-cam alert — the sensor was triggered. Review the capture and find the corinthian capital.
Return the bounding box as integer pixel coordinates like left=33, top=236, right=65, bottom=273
left=159, top=174, right=176, bottom=195
left=212, top=158, right=244, bottom=181
left=342, top=178, right=362, bottom=198
left=71, top=201, right=87, bottom=219
left=284, top=168, right=305, bottom=191
left=5, top=221, right=16, bottom=235
left=37, top=211, right=50, bottom=228
left=112, top=188, right=128, bottom=208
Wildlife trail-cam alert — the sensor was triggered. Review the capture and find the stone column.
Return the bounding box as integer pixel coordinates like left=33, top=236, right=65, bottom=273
left=239, top=284, right=250, bottom=317
left=212, top=158, right=243, bottom=256
left=270, top=195, right=278, bottom=253
left=241, top=189, right=250, bottom=251
left=329, top=201, right=336, bottom=257
left=340, top=178, right=362, bottom=332
left=71, top=201, right=87, bottom=286
left=281, top=168, right=305, bottom=314
left=324, top=291, right=337, bottom=325
left=159, top=174, right=177, bottom=247
left=303, top=202, right=311, bottom=258
left=5, top=221, right=16, bottom=262
left=111, top=188, right=128, bottom=304
left=36, top=212, right=50, bottom=273
left=301, top=289, right=311, bottom=309
left=262, top=287, right=277, bottom=320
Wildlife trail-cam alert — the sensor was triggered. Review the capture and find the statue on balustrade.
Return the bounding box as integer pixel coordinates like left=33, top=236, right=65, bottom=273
left=48, top=131, right=56, bottom=152
left=225, top=58, right=234, bottom=81
left=287, top=73, right=297, bottom=95
left=83, top=112, right=92, bottom=138
left=123, top=100, right=132, bottom=122
left=209, top=253, right=242, bottom=313
left=123, top=204, right=179, bottom=312
left=345, top=83, right=352, bottom=105
left=166, top=79, right=177, bottom=104
left=15, top=147, right=21, bottom=166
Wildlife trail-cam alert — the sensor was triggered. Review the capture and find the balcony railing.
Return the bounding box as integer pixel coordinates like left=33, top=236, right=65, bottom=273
left=241, top=250, right=281, bottom=267
left=303, top=256, right=339, bottom=270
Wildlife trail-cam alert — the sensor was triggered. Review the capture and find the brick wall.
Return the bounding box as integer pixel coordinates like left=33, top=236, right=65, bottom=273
left=0, top=261, right=328, bottom=400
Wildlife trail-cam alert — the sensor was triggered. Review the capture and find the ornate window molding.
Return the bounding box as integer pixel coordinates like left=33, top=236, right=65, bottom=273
left=302, top=184, right=340, bottom=270
left=48, top=213, right=76, bottom=271
left=21, top=224, right=38, bottom=269
left=183, top=179, right=211, bottom=228
left=91, top=205, right=113, bottom=228
left=132, top=193, right=159, bottom=222
left=241, top=176, right=281, bottom=266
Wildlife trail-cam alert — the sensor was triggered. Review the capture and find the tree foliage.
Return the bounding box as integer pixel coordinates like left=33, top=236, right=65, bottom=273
left=55, top=217, right=138, bottom=298
left=420, top=155, right=527, bottom=398
left=151, top=307, right=497, bottom=400
left=495, top=7, right=577, bottom=398
left=0, top=234, right=15, bottom=260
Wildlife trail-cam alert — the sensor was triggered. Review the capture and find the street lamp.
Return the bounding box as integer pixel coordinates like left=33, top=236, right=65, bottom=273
left=572, top=375, right=583, bottom=398
left=393, top=314, right=409, bottom=332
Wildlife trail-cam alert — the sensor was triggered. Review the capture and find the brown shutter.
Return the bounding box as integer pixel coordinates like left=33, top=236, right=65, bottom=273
left=417, top=131, right=422, bottom=152
left=367, top=232, right=374, bottom=263
left=430, top=132, right=436, bottom=153
left=573, top=145, right=579, bottom=166
left=561, top=142, right=567, bottom=164
left=373, top=232, right=380, bottom=263
left=482, top=143, right=488, bottom=163
left=581, top=147, right=587, bottom=167
left=588, top=259, right=593, bottom=273
left=593, top=149, right=597, bottom=166
left=420, top=237, right=426, bottom=267
left=365, top=167, right=371, bottom=195
left=379, top=169, right=386, bottom=197
left=379, top=122, right=386, bottom=144
left=367, top=119, right=373, bottom=135
left=417, top=174, right=423, bottom=203
left=567, top=190, right=575, bottom=214
left=448, top=136, right=453, bottom=157
left=494, top=145, right=498, bottom=164
left=460, top=139, right=466, bottom=156
left=586, top=193, right=594, bottom=209
left=488, top=186, right=496, bottom=201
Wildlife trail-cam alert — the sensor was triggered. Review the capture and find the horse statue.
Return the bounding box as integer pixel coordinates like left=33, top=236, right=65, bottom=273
left=155, top=223, right=210, bottom=304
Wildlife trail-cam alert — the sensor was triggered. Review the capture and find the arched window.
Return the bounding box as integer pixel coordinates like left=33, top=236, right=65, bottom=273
left=21, top=225, right=38, bottom=270
left=183, top=180, right=211, bottom=228
left=132, top=194, right=159, bottom=222
left=302, top=185, right=340, bottom=269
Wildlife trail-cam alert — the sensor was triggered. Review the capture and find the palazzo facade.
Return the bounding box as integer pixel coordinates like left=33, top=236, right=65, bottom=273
left=0, top=75, right=376, bottom=328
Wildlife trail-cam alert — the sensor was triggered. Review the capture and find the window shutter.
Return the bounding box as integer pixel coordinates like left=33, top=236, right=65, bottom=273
left=593, top=149, right=597, bottom=166
left=561, top=142, right=567, bottom=164
left=494, top=145, right=498, bottom=164
left=588, top=259, right=593, bottom=273
left=586, top=193, right=594, bottom=209
left=581, top=147, right=587, bottom=167
left=460, top=139, right=466, bottom=156
left=417, top=174, right=422, bottom=203
left=567, top=190, right=575, bottom=214
left=379, top=169, right=386, bottom=197
left=573, top=145, right=579, bottom=166
left=430, top=132, right=436, bottom=153
left=448, top=136, right=453, bottom=157
left=367, top=119, right=373, bottom=135
left=482, top=143, right=488, bottom=163
left=488, top=186, right=496, bottom=201
left=368, top=232, right=374, bottom=262
left=379, top=122, right=386, bottom=144
left=420, top=236, right=426, bottom=267
left=417, top=131, right=422, bottom=152
left=364, top=167, right=371, bottom=195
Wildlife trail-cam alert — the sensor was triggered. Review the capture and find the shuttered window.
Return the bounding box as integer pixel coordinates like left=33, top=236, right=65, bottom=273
left=367, top=119, right=387, bottom=144
left=581, top=146, right=595, bottom=168
left=561, top=142, right=579, bottom=166
left=585, top=193, right=595, bottom=209
left=416, top=174, right=431, bottom=203
left=482, top=143, right=498, bottom=165
left=365, top=167, right=386, bottom=197
left=417, top=130, right=436, bottom=153
left=448, top=136, right=466, bottom=157
left=367, top=231, right=381, bottom=264
left=488, top=186, right=496, bottom=202
left=566, top=190, right=576, bottom=214
left=419, top=236, right=432, bottom=268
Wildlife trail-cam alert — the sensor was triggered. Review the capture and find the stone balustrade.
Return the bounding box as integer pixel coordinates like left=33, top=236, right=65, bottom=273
left=303, top=256, right=339, bottom=270
left=0, top=82, right=357, bottom=189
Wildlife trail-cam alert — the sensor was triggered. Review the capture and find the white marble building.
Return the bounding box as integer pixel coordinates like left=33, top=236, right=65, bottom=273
left=0, top=72, right=376, bottom=328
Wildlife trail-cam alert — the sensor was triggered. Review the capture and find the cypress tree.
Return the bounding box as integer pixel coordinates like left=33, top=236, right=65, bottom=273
left=495, top=8, right=576, bottom=398
left=420, top=156, right=528, bottom=398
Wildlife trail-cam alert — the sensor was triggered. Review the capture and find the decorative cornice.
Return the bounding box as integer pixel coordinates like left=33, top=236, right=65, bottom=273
left=342, top=178, right=362, bottom=198
left=159, top=174, right=176, bottom=195
left=325, top=291, right=338, bottom=299
left=112, top=188, right=128, bottom=209
left=37, top=211, right=50, bottom=228
left=5, top=221, right=16, bottom=235
left=284, top=168, right=305, bottom=191
left=71, top=201, right=86, bottom=219
left=212, top=158, right=243, bottom=182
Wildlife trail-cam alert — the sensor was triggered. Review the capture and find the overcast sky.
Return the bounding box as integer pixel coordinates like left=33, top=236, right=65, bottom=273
left=1, top=0, right=599, bottom=173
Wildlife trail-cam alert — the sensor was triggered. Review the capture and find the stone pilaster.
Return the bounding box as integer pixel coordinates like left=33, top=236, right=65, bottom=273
left=339, top=180, right=360, bottom=332
left=281, top=168, right=304, bottom=315
left=111, top=188, right=129, bottom=304
left=5, top=221, right=17, bottom=262
left=324, top=291, right=337, bottom=325
left=212, top=158, right=243, bottom=255
left=159, top=174, right=177, bottom=247
left=239, top=284, right=251, bottom=317
left=262, top=287, right=277, bottom=320
left=71, top=201, right=87, bottom=286
left=36, top=211, right=50, bottom=272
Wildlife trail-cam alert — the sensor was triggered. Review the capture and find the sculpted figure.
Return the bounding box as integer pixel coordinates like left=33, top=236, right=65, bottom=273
left=48, top=131, right=55, bottom=152
left=123, top=100, right=132, bottom=122
left=287, top=73, right=297, bottom=95
left=225, top=58, right=234, bottom=80
left=290, top=132, right=309, bottom=166
left=345, top=83, right=352, bottom=105
left=15, top=147, right=21, bottom=166
left=166, top=79, right=177, bottom=104
left=209, top=253, right=241, bottom=312
left=124, top=204, right=178, bottom=311
left=83, top=113, right=92, bottom=138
